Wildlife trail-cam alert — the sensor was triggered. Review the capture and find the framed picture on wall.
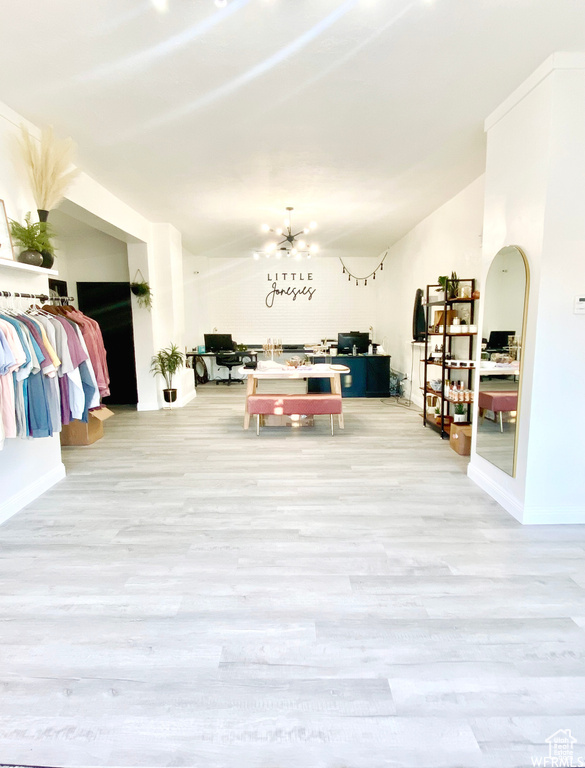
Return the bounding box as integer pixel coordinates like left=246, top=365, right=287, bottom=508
left=0, top=200, right=14, bottom=261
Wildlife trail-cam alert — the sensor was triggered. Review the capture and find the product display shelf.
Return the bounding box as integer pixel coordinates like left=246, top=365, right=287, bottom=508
left=427, top=331, right=477, bottom=336
left=422, top=278, right=477, bottom=439
left=0, top=259, right=57, bottom=276
left=419, top=411, right=453, bottom=435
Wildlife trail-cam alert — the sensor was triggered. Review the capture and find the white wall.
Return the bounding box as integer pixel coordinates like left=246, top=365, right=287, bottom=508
left=150, top=224, right=193, bottom=407
left=183, top=253, right=384, bottom=350
left=0, top=97, right=194, bottom=524
left=469, top=53, right=585, bottom=524
left=0, top=103, right=65, bottom=521
left=374, top=176, right=485, bottom=406
left=53, top=227, right=130, bottom=306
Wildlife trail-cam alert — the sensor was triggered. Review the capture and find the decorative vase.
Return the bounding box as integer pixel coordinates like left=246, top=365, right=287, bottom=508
left=17, top=249, right=43, bottom=267
left=163, top=388, right=177, bottom=404
left=36, top=209, right=54, bottom=269
left=40, top=250, right=54, bottom=269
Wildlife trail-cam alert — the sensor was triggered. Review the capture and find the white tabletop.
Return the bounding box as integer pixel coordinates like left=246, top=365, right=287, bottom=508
left=240, top=364, right=349, bottom=379
left=479, top=362, right=520, bottom=375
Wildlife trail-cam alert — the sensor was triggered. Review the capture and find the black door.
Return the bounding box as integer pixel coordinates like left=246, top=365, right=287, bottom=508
left=77, top=282, right=138, bottom=405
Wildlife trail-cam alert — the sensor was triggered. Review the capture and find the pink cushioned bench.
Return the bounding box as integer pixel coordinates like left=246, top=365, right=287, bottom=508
left=478, top=390, right=518, bottom=432
left=247, top=394, right=343, bottom=435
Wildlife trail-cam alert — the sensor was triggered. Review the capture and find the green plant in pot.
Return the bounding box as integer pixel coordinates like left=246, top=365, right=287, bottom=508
left=453, top=402, right=467, bottom=423
left=437, top=271, right=460, bottom=299
left=10, top=212, right=55, bottom=267
left=151, top=343, right=184, bottom=405
left=130, top=280, right=153, bottom=310
left=434, top=405, right=442, bottom=424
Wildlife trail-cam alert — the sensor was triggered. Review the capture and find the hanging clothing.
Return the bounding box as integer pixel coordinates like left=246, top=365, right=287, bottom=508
left=0, top=304, right=109, bottom=448
left=44, top=306, right=110, bottom=398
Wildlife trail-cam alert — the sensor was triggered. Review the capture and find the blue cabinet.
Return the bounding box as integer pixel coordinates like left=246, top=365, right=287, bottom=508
left=308, top=355, right=391, bottom=397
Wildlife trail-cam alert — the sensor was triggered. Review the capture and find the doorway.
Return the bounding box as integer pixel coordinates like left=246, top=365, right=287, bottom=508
left=77, top=282, right=138, bottom=405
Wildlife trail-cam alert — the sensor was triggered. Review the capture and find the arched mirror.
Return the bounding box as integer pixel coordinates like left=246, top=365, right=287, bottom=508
left=476, top=245, right=529, bottom=476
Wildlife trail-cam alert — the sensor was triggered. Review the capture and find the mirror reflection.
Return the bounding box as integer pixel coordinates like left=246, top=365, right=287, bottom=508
left=476, top=245, right=528, bottom=476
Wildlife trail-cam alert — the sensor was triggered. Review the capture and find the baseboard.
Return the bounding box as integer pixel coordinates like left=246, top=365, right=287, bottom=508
left=136, top=400, right=160, bottom=412
left=0, top=463, right=66, bottom=526
left=176, top=389, right=196, bottom=408
left=138, top=390, right=196, bottom=411
left=522, top=506, right=585, bottom=525
left=468, top=463, right=585, bottom=525
left=467, top=463, right=525, bottom=523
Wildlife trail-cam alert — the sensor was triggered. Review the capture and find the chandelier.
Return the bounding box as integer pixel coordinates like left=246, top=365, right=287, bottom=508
left=255, top=207, right=319, bottom=260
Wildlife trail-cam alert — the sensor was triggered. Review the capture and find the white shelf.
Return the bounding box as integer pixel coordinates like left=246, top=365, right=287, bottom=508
left=0, top=258, right=57, bottom=276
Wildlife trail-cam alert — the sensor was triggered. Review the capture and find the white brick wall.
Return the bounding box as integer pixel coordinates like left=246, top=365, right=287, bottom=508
left=184, top=254, right=384, bottom=347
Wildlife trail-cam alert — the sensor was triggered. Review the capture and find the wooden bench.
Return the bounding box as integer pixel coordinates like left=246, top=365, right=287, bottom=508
left=246, top=394, right=343, bottom=435
left=478, top=390, right=518, bottom=432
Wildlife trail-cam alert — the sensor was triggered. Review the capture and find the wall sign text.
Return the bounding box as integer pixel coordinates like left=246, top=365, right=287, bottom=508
left=265, top=273, right=316, bottom=308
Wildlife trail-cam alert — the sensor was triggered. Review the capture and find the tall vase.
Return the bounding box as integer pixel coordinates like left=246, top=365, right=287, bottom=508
left=37, top=209, right=54, bottom=269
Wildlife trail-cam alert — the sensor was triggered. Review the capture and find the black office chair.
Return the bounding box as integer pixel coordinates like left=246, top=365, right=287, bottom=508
left=215, top=352, right=244, bottom=385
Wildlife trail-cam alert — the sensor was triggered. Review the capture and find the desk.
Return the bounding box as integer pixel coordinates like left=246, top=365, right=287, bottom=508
left=243, top=364, right=348, bottom=430
left=187, top=350, right=257, bottom=385
left=308, top=354, right=391, bottom=397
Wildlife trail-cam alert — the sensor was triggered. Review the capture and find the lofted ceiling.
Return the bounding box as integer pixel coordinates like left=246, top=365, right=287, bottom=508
left=0, top=0, right=584, bottom=259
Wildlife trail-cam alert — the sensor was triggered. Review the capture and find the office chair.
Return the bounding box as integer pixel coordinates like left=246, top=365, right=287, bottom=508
left=215, top=352, right=244, bottom=385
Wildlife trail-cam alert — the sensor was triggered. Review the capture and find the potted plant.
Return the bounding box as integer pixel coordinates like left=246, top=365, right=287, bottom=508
left=150, top=343, right=184, bottom=404
left=434, top=405, right=442, bottom=425
left=437, top=271, right=459, bottom=299
left=453, top=402, right=467, bottom=423
left=10, top=212, right=55, bottom=267
left=130, top=280, right=153, bottom=309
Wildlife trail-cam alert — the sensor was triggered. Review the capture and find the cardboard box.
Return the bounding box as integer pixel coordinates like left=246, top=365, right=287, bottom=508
left=60, top=407, right=114, bottom=446
left=450, top=424, right=472, bottom=456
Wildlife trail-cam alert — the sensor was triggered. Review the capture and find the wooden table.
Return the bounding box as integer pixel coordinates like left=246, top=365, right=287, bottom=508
left=242, top=365, right=349, bottom=430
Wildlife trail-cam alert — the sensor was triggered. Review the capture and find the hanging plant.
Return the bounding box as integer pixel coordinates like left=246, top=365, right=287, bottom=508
left=130, top=269, right=153, bottom=310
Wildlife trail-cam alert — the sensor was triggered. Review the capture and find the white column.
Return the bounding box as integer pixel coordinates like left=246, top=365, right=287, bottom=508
left=133, top=224, right=195, bottom=410
left=469, top=53, right=585, bottom=524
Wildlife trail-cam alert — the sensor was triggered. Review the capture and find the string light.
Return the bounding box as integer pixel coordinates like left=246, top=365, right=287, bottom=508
left=340, top=250, right=388, bottom=286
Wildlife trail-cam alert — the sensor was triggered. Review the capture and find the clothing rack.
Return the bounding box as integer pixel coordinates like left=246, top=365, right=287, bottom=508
left=0, top=290, right=75, bottom=304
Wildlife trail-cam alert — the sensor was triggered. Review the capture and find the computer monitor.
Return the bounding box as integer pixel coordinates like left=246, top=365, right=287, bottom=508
left=337, top=332, right=369, bottom=355
left=487, top=330, right=514, bottom=350
left=204, top=333, right=234, bottom=353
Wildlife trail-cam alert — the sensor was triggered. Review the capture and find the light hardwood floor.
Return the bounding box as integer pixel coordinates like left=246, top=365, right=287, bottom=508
left=1, top=385, right=585, bottom=768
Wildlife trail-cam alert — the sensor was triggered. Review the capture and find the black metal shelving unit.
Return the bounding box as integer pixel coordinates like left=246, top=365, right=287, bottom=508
left=422, top=278, right=477, bottom=439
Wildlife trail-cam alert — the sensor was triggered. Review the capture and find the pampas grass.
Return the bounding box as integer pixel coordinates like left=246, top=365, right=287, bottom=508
left=16, top=125, right=79, bottom=211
